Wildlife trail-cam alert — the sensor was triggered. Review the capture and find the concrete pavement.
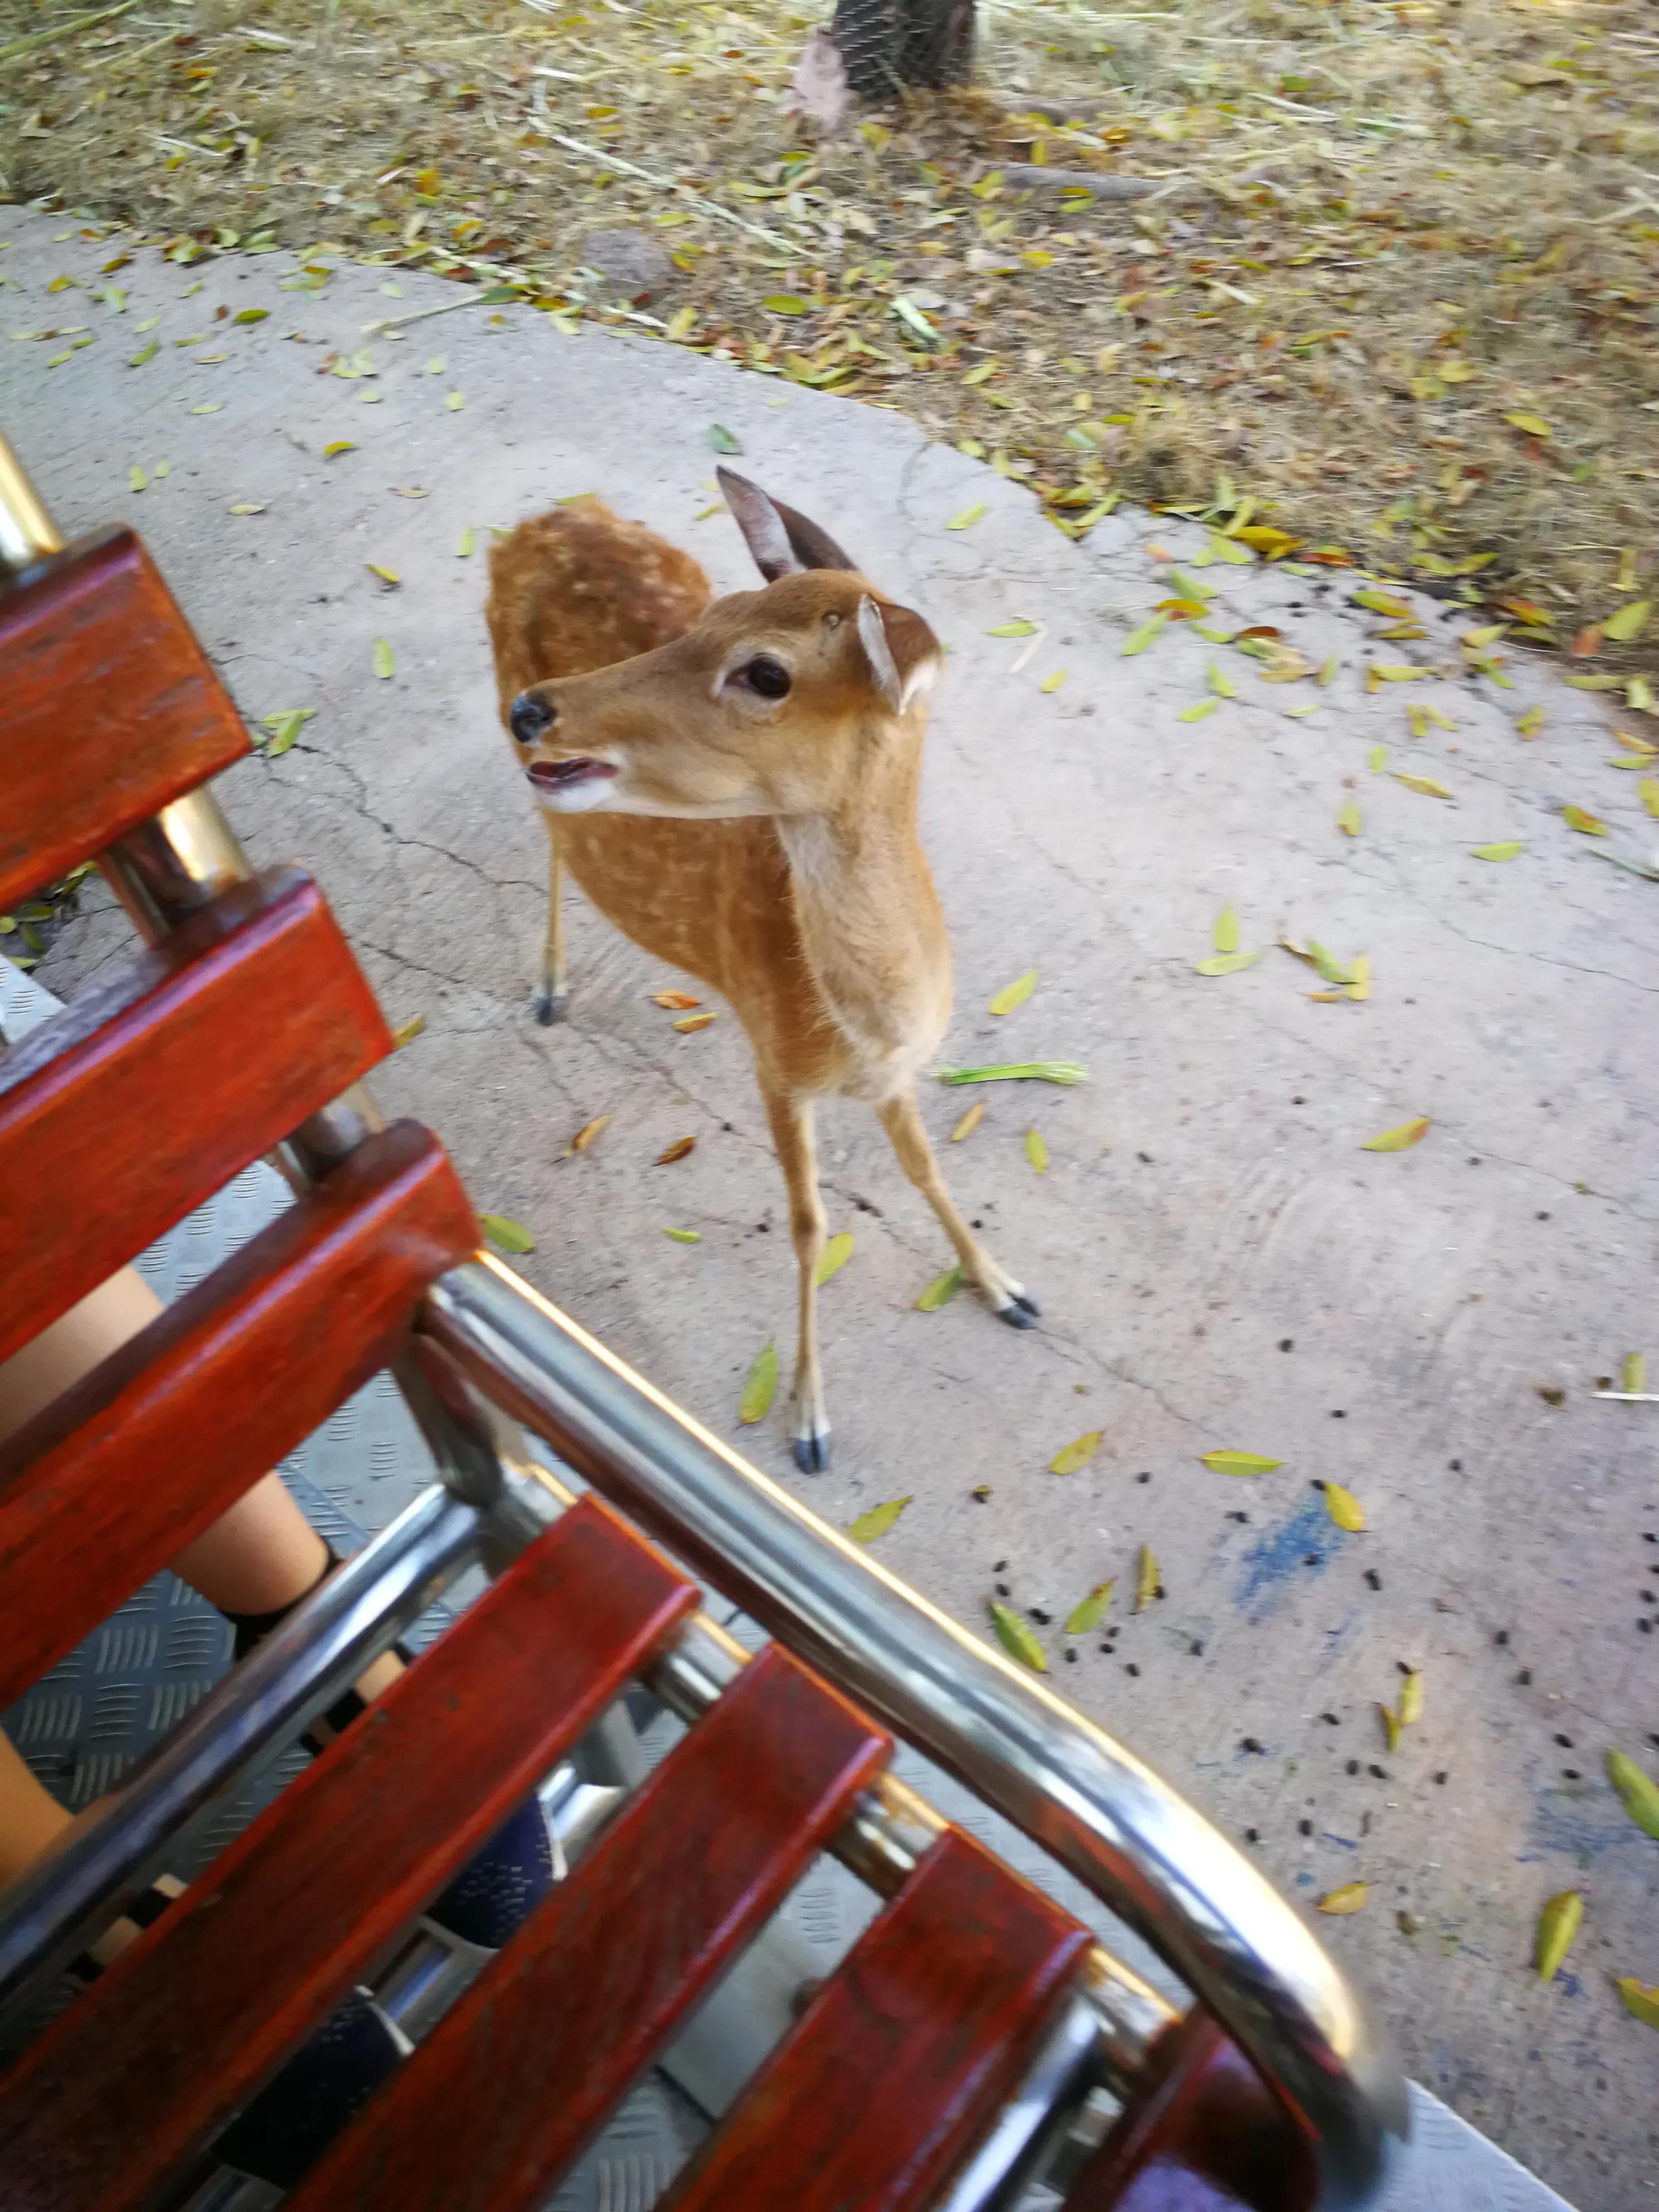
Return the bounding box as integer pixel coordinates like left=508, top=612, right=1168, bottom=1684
left=4, top=207, right=1657, bottom=2205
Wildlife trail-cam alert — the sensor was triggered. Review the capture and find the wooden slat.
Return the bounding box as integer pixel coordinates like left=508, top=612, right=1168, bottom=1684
left=1059, top=2011, right=1316, bottom=2212
left=661, top=1830, right=1093, bottom=2212
left=0, top=526, right=249, bottom=912
left=0, top=865, right=391, bottom=1368
left=286, top=1645, right=892, bottom=2212
left=0, top=1120, right=477, bottom=1708
left=0, top=1497, right=698, bottom=2212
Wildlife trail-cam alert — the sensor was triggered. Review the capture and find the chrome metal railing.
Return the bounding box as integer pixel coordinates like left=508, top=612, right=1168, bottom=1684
left=0, top=430, right=1409, bottom=2210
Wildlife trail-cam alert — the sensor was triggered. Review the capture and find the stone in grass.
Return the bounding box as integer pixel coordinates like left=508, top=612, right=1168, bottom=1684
left=580, top=230, right=680, bottom=304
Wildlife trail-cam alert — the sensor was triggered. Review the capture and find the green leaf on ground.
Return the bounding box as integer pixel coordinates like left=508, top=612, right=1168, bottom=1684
left=989, top=1600, right=1048, bottom=1673
left=260, top=707, right=315, bottom=756
left=848, top=1496, right=910, bottom=1544
left=988, top=969, right=1037, bottom=1016
left=739, top=1340, right=778, bottom=1424
left=1065, top=1580, right=1115, bottom=1634
left=1607, top=1750, right=1659, bottom=1841
left=480, top=1213, right=535, bottom=1255
left=1536, top=1891, right=1584, bottom=1982
left=816, top=1231, right=853, bottom=1285
left=940, top=1063, right=1087, bottom=1086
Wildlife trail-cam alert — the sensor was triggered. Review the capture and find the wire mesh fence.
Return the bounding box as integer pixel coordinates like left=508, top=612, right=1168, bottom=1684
left=831, top=0, right=974, bottom=96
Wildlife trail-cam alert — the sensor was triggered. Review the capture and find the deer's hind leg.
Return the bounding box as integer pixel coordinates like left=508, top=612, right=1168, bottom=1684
left=761, top=1086, right=832, bottom=1472
left=535, top=823, right=568, bottom=1026
left=877, top=1085, right=1040, bottom=1329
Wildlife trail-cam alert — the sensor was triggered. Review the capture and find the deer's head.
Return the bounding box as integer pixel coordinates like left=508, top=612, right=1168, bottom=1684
left=508, top=470, right=940, bottom=818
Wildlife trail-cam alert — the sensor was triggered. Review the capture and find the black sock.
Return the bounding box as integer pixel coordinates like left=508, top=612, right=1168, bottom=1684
left=217, top=1546, right=408, bottom=1752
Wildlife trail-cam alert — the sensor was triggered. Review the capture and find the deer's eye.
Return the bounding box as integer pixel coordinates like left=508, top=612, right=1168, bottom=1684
left=740, top=655, right=792, bottom=700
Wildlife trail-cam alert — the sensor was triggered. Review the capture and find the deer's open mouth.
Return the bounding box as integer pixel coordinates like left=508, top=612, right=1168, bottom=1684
left=526, top=757, right=619, bottom=804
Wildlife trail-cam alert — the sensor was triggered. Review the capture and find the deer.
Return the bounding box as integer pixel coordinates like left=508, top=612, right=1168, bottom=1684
left=484, top=469, right=1038, bottom=1472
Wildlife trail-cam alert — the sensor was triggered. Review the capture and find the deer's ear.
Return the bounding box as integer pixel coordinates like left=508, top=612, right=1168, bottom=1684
left=857, top=595, right=940, bottom=714
left=717, top=467, right=857, bottom=579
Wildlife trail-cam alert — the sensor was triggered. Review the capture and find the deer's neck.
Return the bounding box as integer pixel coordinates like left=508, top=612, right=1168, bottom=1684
left=776, top=769, right=947, bottom=1076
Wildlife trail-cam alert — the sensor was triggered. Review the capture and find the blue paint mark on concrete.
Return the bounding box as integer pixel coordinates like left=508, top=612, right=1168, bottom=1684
left=1235, top=1492, right=1334, bottom=1620
left=1528, top=1781, right=1636, bottom=1867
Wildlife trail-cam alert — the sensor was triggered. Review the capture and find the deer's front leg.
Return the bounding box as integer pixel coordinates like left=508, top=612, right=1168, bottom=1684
left=761, top=1088, right=831, bottom=1472
left=534, top=825, right=568, bottom=1026
left=877, top=1086, right=1040, bottom=1330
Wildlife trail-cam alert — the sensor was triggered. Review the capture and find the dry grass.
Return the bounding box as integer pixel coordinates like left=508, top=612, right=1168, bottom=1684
left=4, top=0, right=1659, bottom=656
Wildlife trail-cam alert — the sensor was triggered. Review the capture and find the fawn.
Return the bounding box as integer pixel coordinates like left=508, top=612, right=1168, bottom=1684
left=485, top=469, right=1037, bottom=1470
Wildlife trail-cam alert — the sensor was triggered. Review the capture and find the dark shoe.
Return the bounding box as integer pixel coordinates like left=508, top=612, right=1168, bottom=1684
left=214, top=1986, right=408, bottom=2188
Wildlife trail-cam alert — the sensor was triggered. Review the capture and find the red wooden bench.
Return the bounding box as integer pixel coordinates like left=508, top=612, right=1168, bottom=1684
left=0, top=436, right=1405, bottom=2211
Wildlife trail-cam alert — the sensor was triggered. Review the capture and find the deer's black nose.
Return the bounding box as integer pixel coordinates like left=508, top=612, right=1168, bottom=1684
left=510, top=691, right=556, bottom=744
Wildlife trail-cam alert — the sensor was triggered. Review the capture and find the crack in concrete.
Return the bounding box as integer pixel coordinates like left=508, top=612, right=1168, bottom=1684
left=274, top=750, right=546, bottom=903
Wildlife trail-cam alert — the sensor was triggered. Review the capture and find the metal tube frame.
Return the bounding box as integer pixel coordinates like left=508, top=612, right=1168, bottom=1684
left=424, top=1264, right=1407, bottom=2208
left=0, top=430, right=1407, bottom=2207
left=0, top=1483, right=483, bottom=2023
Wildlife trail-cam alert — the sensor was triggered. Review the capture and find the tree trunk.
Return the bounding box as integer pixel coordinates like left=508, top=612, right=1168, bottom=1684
left=831, top=0, right=974, bottom=97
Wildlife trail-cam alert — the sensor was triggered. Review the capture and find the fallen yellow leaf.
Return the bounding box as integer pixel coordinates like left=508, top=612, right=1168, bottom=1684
left=1536, top=1891, right=1583, bottom=1982
left=1325, top=1482, right=1366, bottom=1532
left=1318, top=1883, right=1370, bottom=1915
left=1361, top=1117, right=1430, bottom=1152
left=1049, top=1430, right=1103, bottom=1475
left=988, top=970, right=1037, bottom=1016
left=816, top=1231, right=853, bottom=1286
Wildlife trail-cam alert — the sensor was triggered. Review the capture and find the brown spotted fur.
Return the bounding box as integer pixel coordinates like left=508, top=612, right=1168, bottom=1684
left=484, top=493, right=1035, bottom=1467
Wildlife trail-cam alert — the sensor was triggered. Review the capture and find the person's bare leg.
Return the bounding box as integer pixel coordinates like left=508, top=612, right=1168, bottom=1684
left=0, top=1729, right=71, bottom=1890
left=0, top=1731, right=181, bottom=1962
left=0, top=1270, right=401, bottom=1691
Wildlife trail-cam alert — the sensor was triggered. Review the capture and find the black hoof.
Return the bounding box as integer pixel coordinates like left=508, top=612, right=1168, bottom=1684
left=793, top=1432, right=832, bottom=1473
left=997, top=1296, right=1040, bottom=1331
left=533, top=988, right=567, bottom=1027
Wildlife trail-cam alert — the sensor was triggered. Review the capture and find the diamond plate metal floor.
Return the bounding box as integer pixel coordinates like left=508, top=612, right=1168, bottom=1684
left=0, top=955, right=1573, bottom=2211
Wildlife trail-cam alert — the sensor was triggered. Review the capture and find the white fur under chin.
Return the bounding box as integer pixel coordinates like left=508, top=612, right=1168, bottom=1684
left=533, top=783, right=770, bottom=821
left=532, top=778, right=618, bottom=815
